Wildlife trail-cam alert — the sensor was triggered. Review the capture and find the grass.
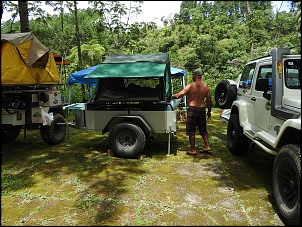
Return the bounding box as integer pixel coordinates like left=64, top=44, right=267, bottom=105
left=1, top=109, right=284, bottom=226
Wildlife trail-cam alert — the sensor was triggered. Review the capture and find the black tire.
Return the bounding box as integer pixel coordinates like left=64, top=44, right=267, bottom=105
left=227, top=113, right=250, bottom=155
left=273, top=144, right=300, bottom=225
left=109, top=122, right=146, bottom=159
left=40, top=113, right=66, bottom=145
left=2, top=126, right=21, bottom=143
left=215, top=80, right=237, bottom=109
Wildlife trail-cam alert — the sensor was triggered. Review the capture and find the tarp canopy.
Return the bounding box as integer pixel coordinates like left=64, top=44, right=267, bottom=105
left=171, top=66, right=186, bottom=78
left=1, top=32, right=62, bottom=84
left=85, top=62, right=166, bottom=78
left=85, top=53, right=171, bottom=79
left=68, top=64, right=186, bottom=86
left=85, top=53, right=172, bottom=99
left=68, top=65, right=98, bottom=86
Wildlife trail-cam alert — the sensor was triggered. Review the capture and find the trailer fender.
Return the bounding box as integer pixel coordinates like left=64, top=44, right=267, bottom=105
left=102, top=115, right=152, bottom=135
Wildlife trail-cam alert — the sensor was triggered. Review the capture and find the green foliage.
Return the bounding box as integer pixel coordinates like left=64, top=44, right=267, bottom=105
left=1, top=0, right=301, bottom=104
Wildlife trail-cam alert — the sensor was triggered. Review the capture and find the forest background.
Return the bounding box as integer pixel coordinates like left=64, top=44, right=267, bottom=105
left=1, top=1, right=301, bottom=103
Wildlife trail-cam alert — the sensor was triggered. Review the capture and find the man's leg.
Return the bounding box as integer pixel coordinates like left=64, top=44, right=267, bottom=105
left=189, top=135, right=196, bottom=153
left=202, top=134, right=211, bottom=151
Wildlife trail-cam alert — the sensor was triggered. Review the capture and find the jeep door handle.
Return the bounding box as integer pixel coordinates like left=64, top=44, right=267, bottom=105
left=251, top=97, right=256, bottom=101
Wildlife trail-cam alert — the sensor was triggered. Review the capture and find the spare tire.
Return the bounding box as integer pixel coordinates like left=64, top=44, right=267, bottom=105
left=40, top=113, right=66, bottom=145
left=215, top=80, right=237, bottom=109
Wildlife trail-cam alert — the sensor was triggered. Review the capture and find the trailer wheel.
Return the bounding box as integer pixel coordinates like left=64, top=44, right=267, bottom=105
left=40, top=113, right=66, bottom=145
left=227, top=113, right=250, bottom=155
left=2, top=126, right=21, bottom=143
left=109, top=122, right=146, bottom=158
left=215, top=80, right=237, bottom=109
left=273, top=144, right=300, bottom=225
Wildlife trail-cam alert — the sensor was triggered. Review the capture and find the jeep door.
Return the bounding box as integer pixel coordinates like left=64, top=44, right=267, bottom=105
left=249, top=63, right=272, bottom=131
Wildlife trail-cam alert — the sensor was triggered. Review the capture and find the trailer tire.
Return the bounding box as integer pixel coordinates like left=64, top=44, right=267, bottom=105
left=109, top=122, right=146, bottom=159
left=215, top=80, right=237, bottom=109
left=227, top=113, right=250, bottom=155
left=40, top=113, right=66, bottom=145
left=2, top=126, right=21, bottom=143
left=273, top=144, right=300, bottom=225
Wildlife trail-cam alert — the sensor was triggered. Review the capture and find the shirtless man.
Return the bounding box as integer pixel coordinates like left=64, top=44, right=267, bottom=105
left=171, top=69, right=213, bottom=155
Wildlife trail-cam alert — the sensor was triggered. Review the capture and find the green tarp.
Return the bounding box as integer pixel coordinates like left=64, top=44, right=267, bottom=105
left=85, top=62, right=166, bottom=78
left=85, top=53, right=172, bottom=99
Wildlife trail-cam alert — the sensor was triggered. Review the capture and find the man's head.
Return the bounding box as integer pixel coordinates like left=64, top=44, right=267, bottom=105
left=192, top=69, right=203, bottom=80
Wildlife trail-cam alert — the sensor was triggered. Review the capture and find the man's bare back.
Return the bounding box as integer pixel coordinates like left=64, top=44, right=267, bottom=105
left=172, top=77, right=212, bottom=109
left=185, top=81, right=210, bottom=107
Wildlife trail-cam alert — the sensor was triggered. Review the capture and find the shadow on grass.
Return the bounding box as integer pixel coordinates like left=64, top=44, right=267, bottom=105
left=1, top=110, right=280, bottom=225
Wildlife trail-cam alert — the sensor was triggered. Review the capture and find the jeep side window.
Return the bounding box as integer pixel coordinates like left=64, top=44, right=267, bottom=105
left=239, top=62, right=256, bottom=89
left=284, top=59, right=300, bottom=89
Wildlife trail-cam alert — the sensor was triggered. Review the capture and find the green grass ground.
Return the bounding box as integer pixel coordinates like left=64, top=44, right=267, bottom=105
left=1, top=109, right=284, bottom=226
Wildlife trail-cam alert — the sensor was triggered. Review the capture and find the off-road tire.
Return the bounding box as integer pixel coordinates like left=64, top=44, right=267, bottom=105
left=109, top=122, right=146, bottom=159
left=227, top=113, right=250, bottom=155
left=215, top=80, right=237, bottom=109
left=2, top=126, right=22, bottom=143
left=273, top=144, right=300, bottom=225
left=40, top=113, right=66, bottom=145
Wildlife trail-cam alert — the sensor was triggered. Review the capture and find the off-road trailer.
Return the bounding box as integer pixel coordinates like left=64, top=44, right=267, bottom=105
left=65, top=53, right=184, bottom=158
left=1, top=32, right=68, bottom=145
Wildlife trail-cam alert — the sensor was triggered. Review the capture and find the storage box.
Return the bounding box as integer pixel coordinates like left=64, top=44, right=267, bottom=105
left=1, top=109, right=25, bottom=125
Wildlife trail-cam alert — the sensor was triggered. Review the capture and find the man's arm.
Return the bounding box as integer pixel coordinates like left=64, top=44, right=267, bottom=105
left=206, top=88, right=213, bottom=118
left=172, top=85, right=190, bottom=99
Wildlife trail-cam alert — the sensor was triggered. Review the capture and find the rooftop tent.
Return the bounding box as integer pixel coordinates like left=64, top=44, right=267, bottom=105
left=1, top=32, right=61, bottom=84
left=85, top=53, right=172, bottom=100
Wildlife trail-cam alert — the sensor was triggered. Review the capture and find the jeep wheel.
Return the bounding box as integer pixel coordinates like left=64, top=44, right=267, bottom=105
left=109, top=122, right=146, bottom=159
left=215, top=80, right=237, bottom=109
left=227, top=113, right=250, bottom=155
left=2, top=126, right=22, bottom=143
left=273, top=144, right=300, bottom=225
left=40, top=113, right=66, bottom=145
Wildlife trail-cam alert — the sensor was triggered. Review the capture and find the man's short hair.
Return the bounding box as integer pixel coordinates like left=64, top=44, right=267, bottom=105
left=193, top=69, right=202, bottom=76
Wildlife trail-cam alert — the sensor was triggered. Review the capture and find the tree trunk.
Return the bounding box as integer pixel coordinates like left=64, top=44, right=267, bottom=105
left=246, top=1, right=253, bottom=59
left=18, top=1, right=30, bottom=32
left=73, top=1, right=86, bottom=101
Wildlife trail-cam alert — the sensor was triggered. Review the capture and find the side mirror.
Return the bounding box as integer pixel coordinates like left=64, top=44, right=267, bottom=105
left=256, top=78, right=271, bottom=100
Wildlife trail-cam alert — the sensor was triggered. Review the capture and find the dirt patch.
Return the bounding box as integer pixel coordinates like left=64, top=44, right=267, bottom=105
left=1, top=110, right=284, bottom=226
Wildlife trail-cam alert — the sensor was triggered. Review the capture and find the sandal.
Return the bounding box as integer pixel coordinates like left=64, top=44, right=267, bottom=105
left=186, top=150, right=197, bottom=155
left=200, top=149, right=212, bottom=154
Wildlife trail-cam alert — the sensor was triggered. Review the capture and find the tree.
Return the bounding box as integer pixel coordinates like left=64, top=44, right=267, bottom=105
left=18, top=1, right=30, bottom=32
left=92, top=1, right=143, bottom=54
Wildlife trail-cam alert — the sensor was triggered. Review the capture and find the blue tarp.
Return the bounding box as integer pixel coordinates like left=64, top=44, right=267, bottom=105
left=171, top=66, right=186, bottom=78
left=68, top=65, right=98, bottom=86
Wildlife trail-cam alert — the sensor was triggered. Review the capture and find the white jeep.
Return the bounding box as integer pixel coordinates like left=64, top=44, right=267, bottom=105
left=215, top=47, right=300, bottom=225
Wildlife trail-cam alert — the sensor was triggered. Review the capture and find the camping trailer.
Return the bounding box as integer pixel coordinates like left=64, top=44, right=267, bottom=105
left=1, top=32, right=67, bottom=145
left=65, top=53, right=185, bottom=158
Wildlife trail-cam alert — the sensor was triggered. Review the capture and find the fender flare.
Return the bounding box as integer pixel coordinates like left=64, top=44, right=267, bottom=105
left=102, top=115, right=152, bottom=135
